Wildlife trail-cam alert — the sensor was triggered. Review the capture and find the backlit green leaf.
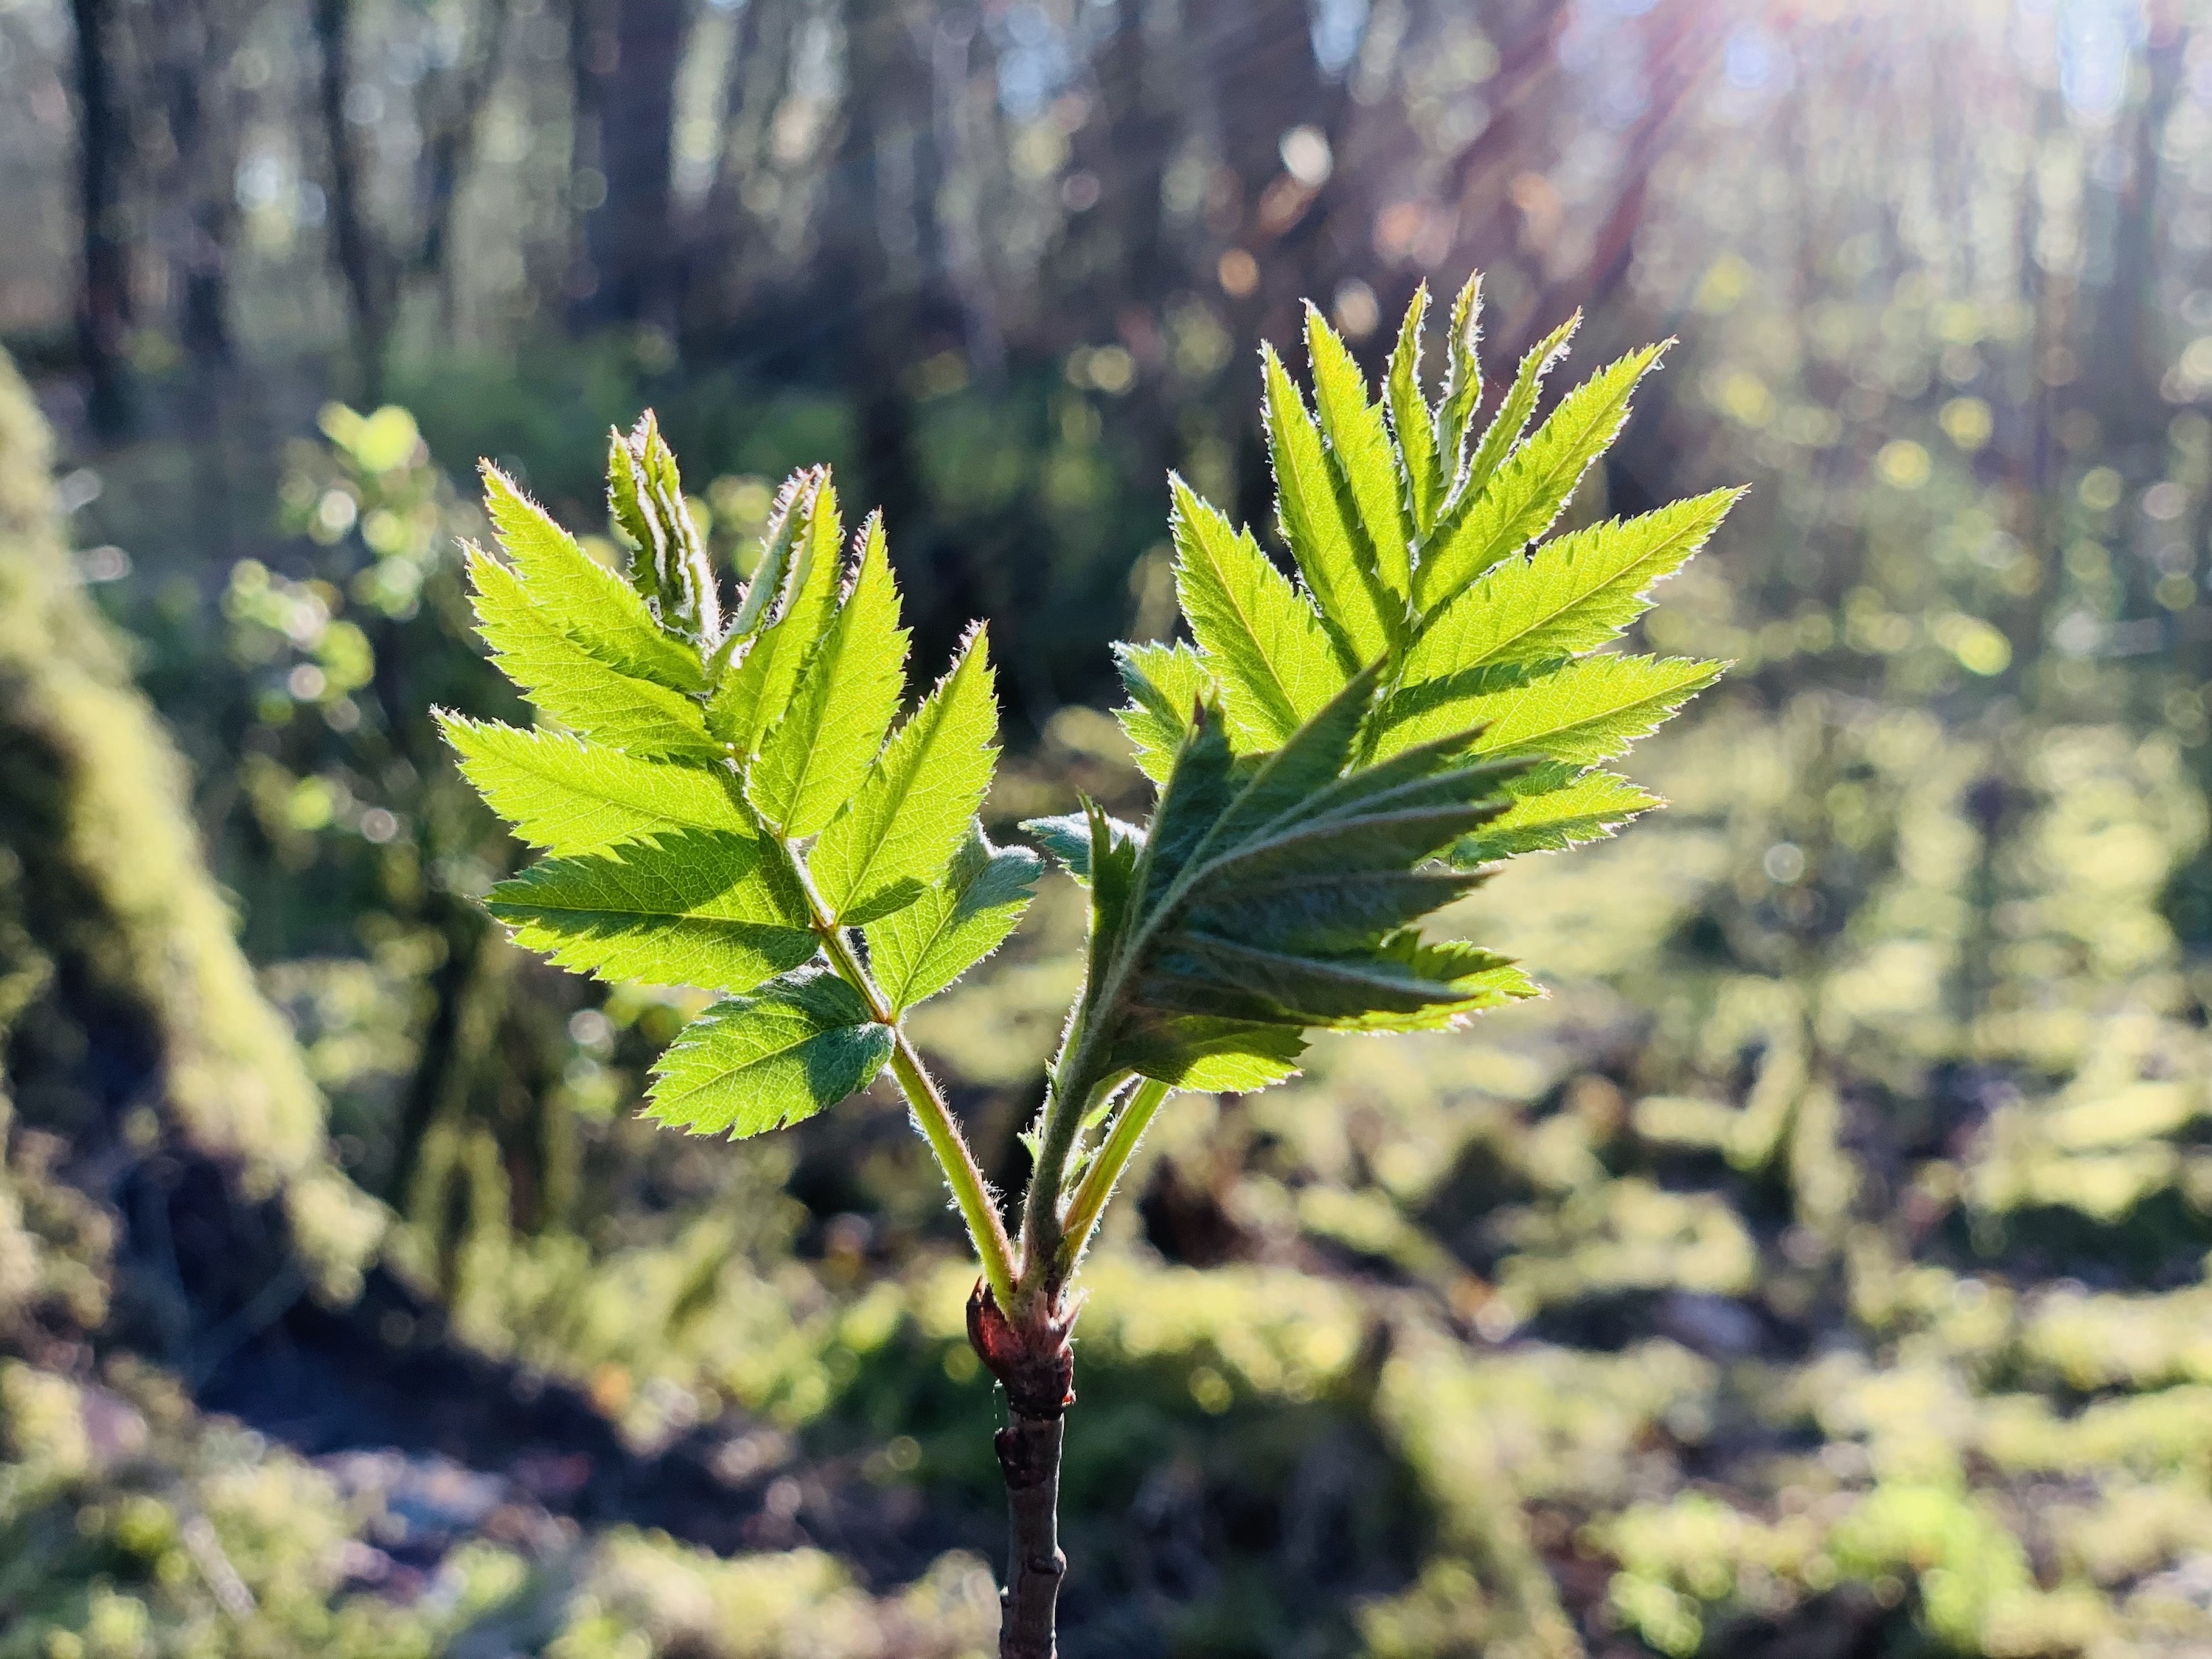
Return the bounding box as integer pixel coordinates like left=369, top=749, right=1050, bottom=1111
left=607, top=418, right=661, bottom=608
left=608, top=410, right=720, bottom=641
left=486, top=828, right=815, bottom=992
left=439, top=713, right=745, bottom=855
left=1386, top=285, right=1442, bottom=537
left=1169, top=477, right=1347, bottom=749
left=1460, top=653, right=1722, bottom=767
left=723, top=467, right=821, bottom=647
left=482, top=464, right=703, bottom=692
left=1307, top=304, right=1411, bottom=599
left=1452, top=311, right=1577, bottom=513
left=1113, top=640, right=1212, bottom=782
left=1333, top=936, right=1539, bottom=1031
left=1408, top=490, right=1740, bottom=678
left=647, top=969, right=891, bottom=1138
left=1433, top=274, right=1485, bottom=486
left=708, top=476, right=846, bottom=754
left=812, top=625, right=999, bottom=925
left=466, top=546, right=720, bottom=759
left=748, top=512, right=909, bottom=835
left=865, top=827, right=1040, bottom=1012
left=1419, top=341, right=1667, bottom=609
left=1457, top=766, right=1660, bottom=863
left=1107, top=1014, right=1306, bottom=1092
left=1262, top=343, right=1396, bottom=663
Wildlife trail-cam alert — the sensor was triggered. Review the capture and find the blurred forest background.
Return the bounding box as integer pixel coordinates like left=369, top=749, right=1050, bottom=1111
left=4, top=0, right=2212, bottom=1654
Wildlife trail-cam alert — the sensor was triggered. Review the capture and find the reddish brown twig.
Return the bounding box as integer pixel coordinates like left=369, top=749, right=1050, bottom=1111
left=967, top=1281, right=1077, bottom=1659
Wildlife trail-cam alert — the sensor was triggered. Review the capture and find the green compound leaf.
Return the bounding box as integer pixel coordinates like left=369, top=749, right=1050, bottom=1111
left=748, top=512, right=909, bottom=835
left=1408, top=489, right=1741, bottom=678
left=608, top=410, right=720, bottom=641
left=439, top=713, right=747, bottom=856
left=1307, top=304, right=1412, bottom=599
left=465, top=545, right=720, bottom=759
left=811, top=625, right=999, bottom=925
left=449, top=284, right=1731, bottom=1153
left=1386, top=284, right=1442, bottom=537
left=1138, top=930, right=1524, bottom=1029
left=485, top=828, right=815, bottom=992
left=1077, top=683, right=1532, bottom=1093
left=1081, top=796, right=1142, bottom=986
left=1113, top=639, right=1212, bottom=783
left=1180, top=866, right=1484, bottom=956
left=1262, top=342, right=1396, bottom=664
left=1457, top=765, right=1660, bottom=863
left=606, top=418, right=661, bottom=607
left=1332, top=936, right=1539, bottom=1032
left=865, top=827, right=1040, bottom=1013
left=482, top=464, right=705, bottom=693
left=1450, top=312, right=1578, bottom=523
left=709, top=475, right=846, bottom=754
left=1419, top=340, right=1667, bottom=610
left=1170, top=476, right=1349, bottom=750
left=1433, top=273, right=1486, bottom=486
left=1106, top=1014, right=1307, bottom=1093
left=647, top=968, right=892, bottom=1138
left=1456, top=653, right=1723, bottom=768
left=1200, top=664, right=1380, bottom=852
left=723, top=467, right=821, bottom=647
left=1020, top=810, right=1143, bottom=886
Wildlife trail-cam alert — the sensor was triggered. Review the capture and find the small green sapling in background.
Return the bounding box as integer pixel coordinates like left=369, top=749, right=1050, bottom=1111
left=442, top=276, right=1736, bottom=1658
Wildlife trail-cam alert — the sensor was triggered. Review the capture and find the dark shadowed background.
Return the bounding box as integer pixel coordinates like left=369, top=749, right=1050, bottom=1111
left=3, top=1, right=2212, bottom=1655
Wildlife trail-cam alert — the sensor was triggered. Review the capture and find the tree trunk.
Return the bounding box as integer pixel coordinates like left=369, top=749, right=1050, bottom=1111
left=314, top=0, right=391, bottom=402
left=571, top=0, right=684, bottom=327
left=150, top=0, right=239, bottom=370
left=412, top=0, right=517, bottom=335
left=69, top=0, right=131, bottom=435
left=822, top=0, right=946, bottom=619
left=685, top=0, right=789, bottom=323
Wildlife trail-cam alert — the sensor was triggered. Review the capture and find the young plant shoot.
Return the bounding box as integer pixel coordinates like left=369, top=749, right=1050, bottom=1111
left=442, top=278, right=1735, bottom=1658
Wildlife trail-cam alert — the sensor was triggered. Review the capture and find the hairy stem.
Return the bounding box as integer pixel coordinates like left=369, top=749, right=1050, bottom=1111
left=888, top=1029, right=1018, bottom=1311
left=780, top=837, right=1019, bottom=1309
left=1014, top=1001, right=1101, bottom=1303
left=1054, top=1076, right=1171, bottom=1278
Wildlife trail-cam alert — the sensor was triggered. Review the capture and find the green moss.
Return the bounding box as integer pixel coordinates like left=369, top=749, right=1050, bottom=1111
left=0, top=349, right=378, bottom=1297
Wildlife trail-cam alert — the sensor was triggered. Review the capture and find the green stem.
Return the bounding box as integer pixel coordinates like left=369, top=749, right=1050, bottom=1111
left=1054, top=1077, right=1171, bottom=1279
left=1015, top=1006, right=1113, bottom=1304
left=781, top=838, right=1020, bottom=1311
left=889, top=1029, right=1020, bottom=1313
